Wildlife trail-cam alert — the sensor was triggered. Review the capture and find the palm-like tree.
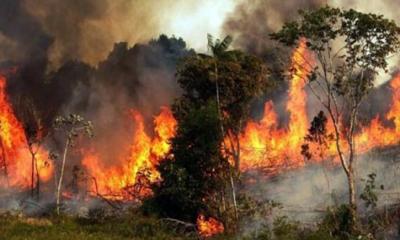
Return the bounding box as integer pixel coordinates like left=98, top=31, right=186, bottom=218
left=207, top=34, right=233, bottom=59
left=206, top=34, right=238, bottom=221
left=205, top=34, right=233, bottom=136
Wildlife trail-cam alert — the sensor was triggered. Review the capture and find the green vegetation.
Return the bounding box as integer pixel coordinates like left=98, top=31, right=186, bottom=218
left=147, top=102, right=230, bottom=223
left=146, top=34, right=273, bottom=230
left=0, top=213, right=192, bottom=240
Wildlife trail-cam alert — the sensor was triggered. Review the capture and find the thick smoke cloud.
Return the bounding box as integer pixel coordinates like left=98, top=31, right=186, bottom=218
left=223, top=0, right=324, bottom=56
left=0, top=0, right=52, bottom=64
left=21, top=0, right=234, bottom=69
left=24, top=0, right=169, bottom=68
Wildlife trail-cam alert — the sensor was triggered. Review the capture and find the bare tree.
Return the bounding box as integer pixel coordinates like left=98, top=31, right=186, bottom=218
left=53, top=114, right=93, bottom=215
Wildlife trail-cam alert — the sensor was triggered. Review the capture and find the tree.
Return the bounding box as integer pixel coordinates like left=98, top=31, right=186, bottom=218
left=271, top=6, right=400, bottom=228
left=172, top=36, right=272, bottom=226
left=53, top=114, right=93, bottom=215
left=177, top=36, right=271, bottom=171
left=149, top=102, right=230, bottom=224
left=16, top=97, right=49, bottom=199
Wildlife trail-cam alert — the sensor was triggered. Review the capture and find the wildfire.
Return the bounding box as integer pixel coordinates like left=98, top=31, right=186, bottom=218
left=2, top=37, right=400, bottom=202
left=237, top=39, right=400, bottom=172
left=238, top=38, right=314, bottom=171
left=356, top=74, right=400, bottom=152
left=0, top=74, right=53, bottom=188
left=196, top=214, right=224, bottom=238
left=82, top=107, right=177, bottom=199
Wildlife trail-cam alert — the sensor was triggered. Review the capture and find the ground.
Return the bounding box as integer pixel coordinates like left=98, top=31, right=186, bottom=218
left=0, top=214, right=203, bottom=240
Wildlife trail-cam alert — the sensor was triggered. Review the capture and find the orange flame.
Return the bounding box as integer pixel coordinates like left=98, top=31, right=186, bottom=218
left=196, top=214, right=224, bottom=237
left=237, top=39, right=400, bottom=172
left=0, top=74, right=53, bottom=188
left=237, top=39, right=314, bottom=171
left=3, top=37, right=400, bottom=203
left=356, top=74, right=400, bottom=151
left=82, top=107, right=177, bottom=199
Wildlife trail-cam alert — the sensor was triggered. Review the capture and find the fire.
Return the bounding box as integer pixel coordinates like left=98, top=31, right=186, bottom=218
left=2, top=36, right=400, bottom=204
left=356, top=74, right=400, bottom=151
left=287, top=38, right=313, bottom=146
left=237, top=39, right=400, bottom=172
left=151, top=106, right=177, bottom=159
left=0, top=74, right=53, bottom=188
left=196, top=214, right=224, bottom=238
left=82, top=107, right=177, bottom=199
left=238, top=38, right=314, bottom=171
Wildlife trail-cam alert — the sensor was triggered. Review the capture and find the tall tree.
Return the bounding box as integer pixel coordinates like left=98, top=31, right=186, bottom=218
left=177, top=36, right=271, bottom=171
left=271, top=6, right=400, bottom=228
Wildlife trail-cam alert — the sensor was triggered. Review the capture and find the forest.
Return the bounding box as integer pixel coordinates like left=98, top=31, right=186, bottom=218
left=1, top=1, right=400, bottom=239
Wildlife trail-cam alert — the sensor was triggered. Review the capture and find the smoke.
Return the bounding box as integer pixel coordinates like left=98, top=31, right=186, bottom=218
left=0, top=0, right=52, bottom=63
left=15, top=0, right=237, bottom=69
left=223, top=0, right=400, bottom=86
left=23, top=0, right=161, bottom=68
left=223, top=0, right=324, bottom=55
left=222, top=1, right=400, bottom=227
left=243, top=148, right=400, bottom=227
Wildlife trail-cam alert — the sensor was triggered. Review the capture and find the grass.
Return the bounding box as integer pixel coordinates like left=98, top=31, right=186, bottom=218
left=0, top=213, right=196, bottom=240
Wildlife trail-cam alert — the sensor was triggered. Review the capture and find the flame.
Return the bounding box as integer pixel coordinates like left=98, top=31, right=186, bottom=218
left=356, top=74, right=400, bottom=151
left=3, top=36, right=400, bottom=204
left=82, top=107, right=177, bottom=199
left=151, top=106, right=177, bottom=159
left=0, top=74, right=53, bottom=188
left=196, top=214, right=224, bottom=238
left=237, top=39, right=400, bottom=172
left=237, top=39, right=314, bottom=171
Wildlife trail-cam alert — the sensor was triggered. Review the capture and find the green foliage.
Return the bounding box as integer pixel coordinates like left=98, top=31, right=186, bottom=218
left=319, top=204, right=376, bottom=239
left=147, top=102, right=230, bottom=222
left=360, top=173, right=379, bottom=209
left=207, top=34, right=233, bottom=58
left=240, top=215, right=341, bottom=240
left=322, top=205, right=353, bottom=236
left=301, top=111, right=334, bottom=160
left=272, top=216, right=300, bottom=240
left=0, top=214, right=192, bottom=240
left=176, top=41, right=271, bottom=135
left=149, top=36, right=273, bottom=224
left=271, top=6, right=400, bottom=99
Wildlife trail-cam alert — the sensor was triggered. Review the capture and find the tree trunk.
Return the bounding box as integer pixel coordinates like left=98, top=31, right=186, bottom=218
left=328, top=110, right=358, bottom=229
left=229, top=172, right=238, bottom=220
left=346, top=158, right=358, bottom=230
left=56, top=138, right=70, bottom=215
left=214, top=61, right=239, bottom=223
